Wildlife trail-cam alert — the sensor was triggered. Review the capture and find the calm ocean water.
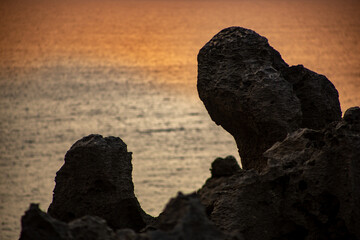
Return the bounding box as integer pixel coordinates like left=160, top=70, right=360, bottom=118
left=1, top=0, right=359, bottom=239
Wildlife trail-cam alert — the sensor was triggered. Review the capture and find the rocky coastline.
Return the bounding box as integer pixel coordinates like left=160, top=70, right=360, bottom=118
left=19, top=27, right=359, bottom=240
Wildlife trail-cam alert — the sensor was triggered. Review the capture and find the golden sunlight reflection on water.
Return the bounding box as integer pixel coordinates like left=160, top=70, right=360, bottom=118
left=1, top=0, right=359, bottom=106
left=0, top=0, right=359, bottom=239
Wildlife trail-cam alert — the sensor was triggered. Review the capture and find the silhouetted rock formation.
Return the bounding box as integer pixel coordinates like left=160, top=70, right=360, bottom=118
left=210, top=155, right=241, bottom=178
left=47, top=134, right=151, bottom=231
left=197, top=26, right=341, bottom=171
left=198, top=108, right=360, bottom=239
left=20, top=204, right=127, bottom=240
left=19, top=27, right=358, bottom=240
left=282, top=65, right=342, bottom=129
left=148, top=193, right=237, bottom=240
left=20, top=204, right=71, bottom=240
left=21, top=193, right=237, bottom=240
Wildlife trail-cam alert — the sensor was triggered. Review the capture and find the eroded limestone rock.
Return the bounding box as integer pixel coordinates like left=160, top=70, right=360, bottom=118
left=197, top=27, right=341, bottom=171
left=48, top=134, right=151, bottom=231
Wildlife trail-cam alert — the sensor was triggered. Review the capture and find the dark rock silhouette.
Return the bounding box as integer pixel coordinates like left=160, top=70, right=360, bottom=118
left=198, top=108, right=360, bottom=239
left=19, top=27, right=358, bottom=240
left=197, top=26, right=341, bottom=171
left=69, top=216, right=116, bottom=240
left=115, top=229, right=140, bottom=240
left=148, top=192, right=235, bottom=240
left=20, top=193, right=236, bottom=240
left=343, top=106, right=360, bottom=124
left=47, top=134, right=151, bottom=231
left=20, top=204, right=128, bottom=240
left=20, top=204, right=71, bottom=240
left=282, top=65, right=342, bottom=129
left=210, top=155, right=241, bottom=178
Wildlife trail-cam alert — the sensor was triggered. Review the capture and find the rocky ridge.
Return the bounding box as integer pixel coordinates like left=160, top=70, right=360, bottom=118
left=198, top=107, right=360, bottom=239
left=19, top=27, right=359, bottom=240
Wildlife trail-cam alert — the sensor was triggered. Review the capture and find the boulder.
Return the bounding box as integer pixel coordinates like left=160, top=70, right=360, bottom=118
left=343, top=106, right=360, bottom=124
left=48, top=134, right=151, bottom=231
left=197, top=27, right=341, bottom=171
left=210, top=155, right=241, bottom=178
left=198, top=108, right=360, bottom=239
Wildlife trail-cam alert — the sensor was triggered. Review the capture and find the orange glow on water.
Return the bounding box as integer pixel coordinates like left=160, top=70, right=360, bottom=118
left=1, top=0, right=359, bottom=89
left=0, top=1, right=360, bottom=238
left=2, top=0, right=359, bottom=82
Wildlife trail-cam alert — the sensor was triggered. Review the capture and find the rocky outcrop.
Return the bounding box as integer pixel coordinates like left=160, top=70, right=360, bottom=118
left=198, top=107, right=360, bottom=239
left=19, top=27, right=358, bottom=240
left=20, top=204, right=124, bottom=240
left=197, top=26, right=341, bottom=171
left=47, top=134, right=151, bottom=231
left=20, top=193, right=237, bottom=240
left=282, top=65, right=341, bottom=129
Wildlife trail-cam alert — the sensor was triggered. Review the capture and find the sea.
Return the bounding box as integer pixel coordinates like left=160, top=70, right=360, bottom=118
left=0, top=0, right=359, bottom=239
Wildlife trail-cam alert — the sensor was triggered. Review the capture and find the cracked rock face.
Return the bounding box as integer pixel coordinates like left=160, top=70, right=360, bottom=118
left=197, top=27, right=341, bottom=171
left=47, top=134, right=151, bottom=231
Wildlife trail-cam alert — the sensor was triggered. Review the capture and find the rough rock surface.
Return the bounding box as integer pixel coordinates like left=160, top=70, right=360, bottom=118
left=20, top=204, right=125, bottom=240
left=282, top=65, right=342, bottom=129
left=48, top=134, right=151, bottom=231
left=69, top=216, right=116, bottom=240
left=21, top=193, right=238, bottom=240
left=210, top=155, right=241, bottom=178
left=20, top=204, right=71, bottom=240
left=197, top=26, right=341, bottom=171
left=148, top=192, right=237, bottom=240
left=198, top=108, right=360, bottom=240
